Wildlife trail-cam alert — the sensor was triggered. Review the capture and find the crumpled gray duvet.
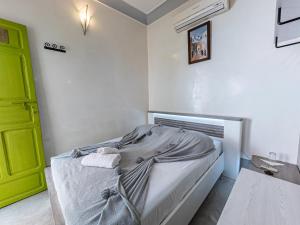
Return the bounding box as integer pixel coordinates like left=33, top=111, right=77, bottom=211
left=51, top=125, right=215, bottom=225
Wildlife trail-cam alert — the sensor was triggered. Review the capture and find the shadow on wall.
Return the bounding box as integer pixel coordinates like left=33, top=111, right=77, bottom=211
left=229, top=0, right=237, bottom=8
left=241, top=118, right=252, bottom=160
left=26, top=26, right=56, bottom=166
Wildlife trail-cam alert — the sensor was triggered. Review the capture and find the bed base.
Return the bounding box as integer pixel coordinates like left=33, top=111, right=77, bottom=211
left=161, top=153, right=224, bottom=225
left=45, top=168, right=65, bottom=225
left=45, top=153, right=224, bottom=225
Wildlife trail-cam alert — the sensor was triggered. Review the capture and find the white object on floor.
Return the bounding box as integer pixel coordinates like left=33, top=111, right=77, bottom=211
left=259, top=164, right=278, bottom=173
left=260, top=158, right=284, bottom=166
left=217, top=169, right=300, bottom=225
left=97, top=147, right=119, bottom=154
left=81, top=153, right=121, bottom=168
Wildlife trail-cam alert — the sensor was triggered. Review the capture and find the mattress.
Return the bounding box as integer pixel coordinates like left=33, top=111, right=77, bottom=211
left=48, top=138, right=222, bottom=225
left=142, top=139, right=222, bottom=225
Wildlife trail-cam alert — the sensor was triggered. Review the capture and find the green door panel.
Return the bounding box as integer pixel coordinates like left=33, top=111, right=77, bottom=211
left=0, top=24, right=20, bottom=48
left=0, top=18, right=37, bottom=104
left=0, top=173, right=45, bottom=208
left=0, top=136, right=2, bottom=180
left=0, top=53, right=27, bottom=100
left=0, top=18, right=46, bottom=208
left=0, top=105, right=31, bottom=125
left=3, top=128, right=38, bottom=175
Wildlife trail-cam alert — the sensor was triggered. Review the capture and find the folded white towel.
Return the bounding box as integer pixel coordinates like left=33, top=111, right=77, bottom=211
left=97, top=147, right=119, bottom=155
left=81, top=153, right=121, bottom=168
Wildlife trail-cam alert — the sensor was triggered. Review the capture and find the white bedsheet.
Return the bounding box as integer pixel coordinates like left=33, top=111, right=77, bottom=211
left=142, top=140, right=222, bottom=225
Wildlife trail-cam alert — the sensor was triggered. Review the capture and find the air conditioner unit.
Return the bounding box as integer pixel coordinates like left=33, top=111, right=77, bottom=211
left=174, top=0, right=230, bottom=33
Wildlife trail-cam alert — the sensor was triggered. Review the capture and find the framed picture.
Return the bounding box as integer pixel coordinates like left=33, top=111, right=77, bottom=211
left=188, top=21, right=211, bottom=64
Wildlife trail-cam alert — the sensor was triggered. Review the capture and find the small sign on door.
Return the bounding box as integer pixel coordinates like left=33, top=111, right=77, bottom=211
left=0, top=27, right=9, bottom=44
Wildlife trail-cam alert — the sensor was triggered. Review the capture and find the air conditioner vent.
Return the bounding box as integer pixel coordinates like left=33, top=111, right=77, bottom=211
left=174, top=0, right=230, bottom=33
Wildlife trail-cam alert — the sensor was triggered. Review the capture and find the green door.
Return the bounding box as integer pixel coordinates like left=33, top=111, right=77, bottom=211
left=0, top=18, right=46, bottom=208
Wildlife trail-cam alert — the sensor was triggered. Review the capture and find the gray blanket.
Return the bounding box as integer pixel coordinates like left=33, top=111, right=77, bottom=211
left=51, top=125, right=215, bottom=225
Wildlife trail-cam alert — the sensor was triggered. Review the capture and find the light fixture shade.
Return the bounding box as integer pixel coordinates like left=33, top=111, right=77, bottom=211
left=80, top=5, right=91, bottom=35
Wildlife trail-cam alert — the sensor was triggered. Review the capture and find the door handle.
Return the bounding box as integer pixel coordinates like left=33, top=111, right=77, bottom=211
left=25, top=102, right=39, bottom=113
left=30, top=105, right=39, bottom=113
left=11, top=99, right=34, bottom=104
left=10, top=100, right=39, bottom=113
left=11, top=100, right=37, bottom=106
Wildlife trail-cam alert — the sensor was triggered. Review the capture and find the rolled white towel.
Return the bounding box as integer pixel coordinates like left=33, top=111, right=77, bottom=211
left=97, top=147, right=119, bottom=154
left=81, top=153, right=121, bottom=169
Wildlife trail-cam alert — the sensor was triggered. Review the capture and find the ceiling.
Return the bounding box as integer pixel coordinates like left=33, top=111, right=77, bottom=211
left=96, top=0, right=189, bottom=25
left=122, top=0, right=167, bottom=14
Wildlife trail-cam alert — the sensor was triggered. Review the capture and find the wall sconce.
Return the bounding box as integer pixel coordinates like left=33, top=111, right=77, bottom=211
left=80, top=4, right=91, bottom=35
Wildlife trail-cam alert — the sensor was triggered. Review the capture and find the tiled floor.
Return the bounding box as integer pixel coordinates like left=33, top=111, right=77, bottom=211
left=0, top=191, right=54, bottom=225
left=0, top=176, right=234, bottom=225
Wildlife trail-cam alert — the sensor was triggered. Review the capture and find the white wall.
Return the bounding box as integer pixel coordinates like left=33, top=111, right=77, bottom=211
left=0, top=0, right=148, bottom=164
left=148, top=0, right=300, bottom=164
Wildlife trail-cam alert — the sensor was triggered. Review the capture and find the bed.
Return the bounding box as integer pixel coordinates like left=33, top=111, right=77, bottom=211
left=45, top=111, right=244, bottom=225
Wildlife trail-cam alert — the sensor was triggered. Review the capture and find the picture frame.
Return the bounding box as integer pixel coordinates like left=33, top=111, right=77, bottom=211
left=188, top=21, right=211, bottom=64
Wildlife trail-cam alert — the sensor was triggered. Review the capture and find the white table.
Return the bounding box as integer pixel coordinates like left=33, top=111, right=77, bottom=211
left=217, top=168, right=300, bottom=225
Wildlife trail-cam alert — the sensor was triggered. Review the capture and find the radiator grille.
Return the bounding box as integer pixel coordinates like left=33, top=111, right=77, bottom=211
left=154, top=117, right=224, bottom=138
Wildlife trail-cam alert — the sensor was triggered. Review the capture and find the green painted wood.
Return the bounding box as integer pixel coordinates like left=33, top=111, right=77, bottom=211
left=0, top=18, right=46, bottom=208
